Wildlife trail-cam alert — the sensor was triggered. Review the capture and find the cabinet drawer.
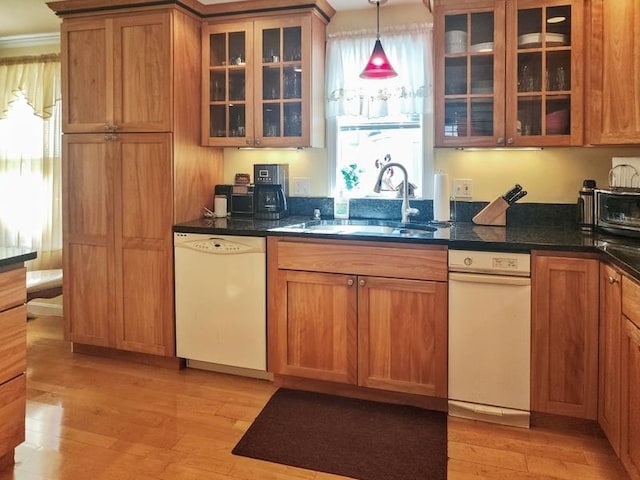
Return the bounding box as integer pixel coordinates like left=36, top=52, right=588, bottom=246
left=623, top=275, right=640, bottom=328
left=274, top=239, right=448, bottom=281
left=0, top=306, right=27, bottom=385
left=0, top=267, right=26, bottom=312
left=0, top=374, right=26, bottom=456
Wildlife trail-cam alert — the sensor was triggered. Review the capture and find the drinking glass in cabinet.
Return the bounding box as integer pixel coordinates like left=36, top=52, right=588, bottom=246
left=518, top=54, right=542, bottom=92
left=518, top=99, right=542, bottom=136
left=470, top=56, right=493, bottom=95
left=444, top=102, right=467, bottom=137
left=263, top=29, right=281, bottom=63
left=283, top=26, right=302, bottom=61
left=263, top=104, right=280, bottom=137
left=228, top=31, right=246, bottom=66
left=284, top=67, right=302, bottom=99
left=470, top=99, right=493, bottom=136
left=209, top=105, right=226, bottom=137
left=230, top=108, right=246, bottom=137
left=229, top=70, right=246, bottom=101
left=263, top=67, right=280, bottom=100
left=210, top=72, right=226, bottom=101
left=445, top=58, right=467, bottom=95
left=284, top=103, right=302, bottom=137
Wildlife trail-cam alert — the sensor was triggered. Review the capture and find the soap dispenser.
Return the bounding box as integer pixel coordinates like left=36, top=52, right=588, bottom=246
left=334, top=190, right=349, bottom=219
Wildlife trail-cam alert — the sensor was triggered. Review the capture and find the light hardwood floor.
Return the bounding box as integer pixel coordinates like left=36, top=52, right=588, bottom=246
left=0, top=316, right=629, bottom=480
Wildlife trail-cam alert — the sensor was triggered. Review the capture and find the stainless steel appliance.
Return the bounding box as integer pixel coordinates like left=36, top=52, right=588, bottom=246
left=254, top=184, right=288, bottom=219
left=595, top=188, right=640, bottom=237
left=253, top=164, right=289, bottom=219
left=254, top=163, right=289, bottom=195
left=174, top=233, right=269, bottom=378
left=214, top=184, right=254, bottom=216
left=448, top=249, right=531, bottom=428
left=577, top=179, right=597, bottom=230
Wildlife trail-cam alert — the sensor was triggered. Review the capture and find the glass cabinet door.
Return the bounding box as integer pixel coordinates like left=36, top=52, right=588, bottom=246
left=255, top=20, right=304, bottom=146
left=441, top=8, right=503, bottom=146
left=515, top=4, right=572, bottom=141
left=205, top=24, right=252, bottom=146
left=436, top=1, right=582, bottom=147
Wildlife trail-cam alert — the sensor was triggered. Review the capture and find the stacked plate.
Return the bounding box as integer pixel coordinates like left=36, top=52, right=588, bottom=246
left=518, top=32, right=568, bottom=48
left=470, top=42, right=494, bottom=53
left=445, top=30, right=467, bottom=53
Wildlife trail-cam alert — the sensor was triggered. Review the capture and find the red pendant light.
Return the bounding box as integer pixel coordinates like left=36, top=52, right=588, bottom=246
left=360, top=0, right=397, bottom=79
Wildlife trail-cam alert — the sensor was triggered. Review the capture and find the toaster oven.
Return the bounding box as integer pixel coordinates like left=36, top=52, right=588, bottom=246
left=595, top=189, right=640, bottom=237
left=214, top=184, right=254, bottom=216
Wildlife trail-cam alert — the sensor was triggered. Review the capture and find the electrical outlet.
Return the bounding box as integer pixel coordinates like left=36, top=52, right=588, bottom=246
left=453, top=178, right=473, bottom=198
left=293, top=177, right=311, bottom=196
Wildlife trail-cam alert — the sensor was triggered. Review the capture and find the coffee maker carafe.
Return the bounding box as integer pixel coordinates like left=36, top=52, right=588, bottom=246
left=253, top=164, right=289, bottom=220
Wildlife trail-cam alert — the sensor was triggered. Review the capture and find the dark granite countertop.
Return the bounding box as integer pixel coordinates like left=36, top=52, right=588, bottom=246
left=0, top=247, right=37, bottom=268
left=174, top=216, right=640, bottom=280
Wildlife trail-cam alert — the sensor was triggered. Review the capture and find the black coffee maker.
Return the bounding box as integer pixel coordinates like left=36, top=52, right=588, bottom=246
left=253, top=164, right=289, bottom=220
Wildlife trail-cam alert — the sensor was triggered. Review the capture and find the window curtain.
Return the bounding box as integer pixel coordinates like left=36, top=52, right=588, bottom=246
left=0, top=54, right=62, bottom=271
left=326, top=23, right=433, bottom=119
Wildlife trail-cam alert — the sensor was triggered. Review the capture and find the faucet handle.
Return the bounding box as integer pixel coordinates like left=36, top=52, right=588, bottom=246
left=407, top=207, right=419, bottom=216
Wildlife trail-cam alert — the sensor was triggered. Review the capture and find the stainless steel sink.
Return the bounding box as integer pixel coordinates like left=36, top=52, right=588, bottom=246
left=270, top=219, right=437, bottom=237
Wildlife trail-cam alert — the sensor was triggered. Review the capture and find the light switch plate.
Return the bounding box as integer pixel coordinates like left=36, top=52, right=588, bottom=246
left=453, top=178, right=473, bottom=198
left=293, top=177, right=311, bottom=196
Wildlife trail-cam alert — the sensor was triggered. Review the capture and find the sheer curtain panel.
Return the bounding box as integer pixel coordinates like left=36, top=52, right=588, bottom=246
left=0, top=54, right=62, bottom=270
left=325, top=23, right=433, bottom=119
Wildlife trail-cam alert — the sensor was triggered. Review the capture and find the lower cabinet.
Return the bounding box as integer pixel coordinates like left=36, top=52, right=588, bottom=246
left=0, top=266, right=27, bottom=468
left=531, top=252, right=599, bottom=419
left=268, top=237, right=448, bottom=398
left=599, top=263, right=622, bottom=455
left=621, top=275, right=640, bottom=480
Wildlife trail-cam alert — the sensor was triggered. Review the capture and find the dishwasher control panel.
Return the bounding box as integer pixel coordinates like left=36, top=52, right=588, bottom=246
left=449, top=250, right=531, bottom=276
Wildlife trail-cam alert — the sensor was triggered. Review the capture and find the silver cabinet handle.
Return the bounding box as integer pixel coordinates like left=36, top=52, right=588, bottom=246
left=497, top=136, right=505, bottom=145
left=608, top=276, right=619, bottom=284
left=255, top=139, right=261, bottom=146
left=359, top=279, right=366, bottom=287
left=347, top=278, right=354, bottom=286
left=506, top=137, right=514, bottom=145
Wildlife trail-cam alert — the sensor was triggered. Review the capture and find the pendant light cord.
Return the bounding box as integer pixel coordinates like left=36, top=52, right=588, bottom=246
left=376, top=1, right=381, bottom=40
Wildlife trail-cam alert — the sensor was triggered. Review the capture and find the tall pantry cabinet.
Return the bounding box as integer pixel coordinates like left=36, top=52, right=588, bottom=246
left=50, top=2, right=223, bottom=359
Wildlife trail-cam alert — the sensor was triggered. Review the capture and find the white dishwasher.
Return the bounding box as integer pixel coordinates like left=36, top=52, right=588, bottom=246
left=448, top=249, right=531, bottom=428
left=174, top=233, right=268, bottom=378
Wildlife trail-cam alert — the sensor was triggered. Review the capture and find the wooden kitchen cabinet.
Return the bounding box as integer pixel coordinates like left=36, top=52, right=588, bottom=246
left=434, top=0, right=584, bottom=147
left=621, top=275, right=640, bottom=480
left=358, top=276, right=448, bottom=398
left=63, top=133, right=174, bottom=355
left=201, top=11, right=326, bottom=148
left=0, top=266, right=27, bottom=469
left=62, top=12, right=172, bottom=133
left=268, top=237, right=448, bottom=398
left=51, top=1, right=225, bottom=359
left=271, top=269, right=357, bottom=384
left=599, top=262, right=622, bottom=455
left=531, top=252, right=599, bottom=419
left=588, top=0, right=640, bottom=144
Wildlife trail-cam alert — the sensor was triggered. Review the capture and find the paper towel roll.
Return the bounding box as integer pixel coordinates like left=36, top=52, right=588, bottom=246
left=214, top=195, right=227, bottom=217
left=433, top=171, right=450, bottom=222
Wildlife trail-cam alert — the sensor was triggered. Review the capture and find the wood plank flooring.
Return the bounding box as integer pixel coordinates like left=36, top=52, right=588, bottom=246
left=0, top=316, right=629, bottom=480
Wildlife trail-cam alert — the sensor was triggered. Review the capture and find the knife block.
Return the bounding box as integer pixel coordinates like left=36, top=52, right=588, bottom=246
left=472, top=197, right=509, bottom=226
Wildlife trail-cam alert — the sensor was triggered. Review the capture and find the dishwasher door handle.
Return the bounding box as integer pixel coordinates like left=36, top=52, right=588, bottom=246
left=449, top=271, right=531, bottom=286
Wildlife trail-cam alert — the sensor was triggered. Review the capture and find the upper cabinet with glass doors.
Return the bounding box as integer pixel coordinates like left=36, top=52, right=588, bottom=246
left=434, top=0, right=584, bottom=148
left=202, top=12, right=327, bottom=148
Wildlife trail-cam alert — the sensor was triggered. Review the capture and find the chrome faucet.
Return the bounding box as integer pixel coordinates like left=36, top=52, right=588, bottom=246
left=373, top=162, right=419, bottom=224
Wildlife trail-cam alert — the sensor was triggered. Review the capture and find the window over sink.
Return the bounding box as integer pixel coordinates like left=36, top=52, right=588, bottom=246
left=325, top=22, right=434, bottom=199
